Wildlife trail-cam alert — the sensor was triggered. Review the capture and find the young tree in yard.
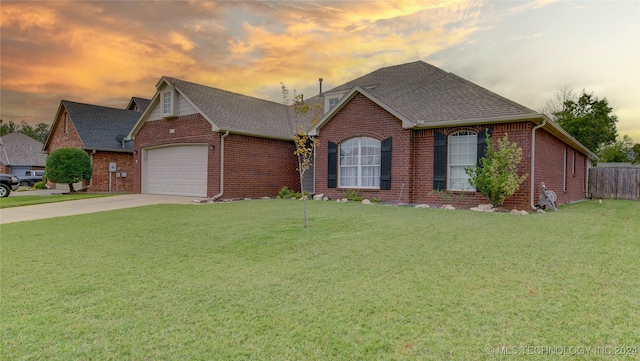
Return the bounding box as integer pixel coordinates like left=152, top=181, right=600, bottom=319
left=554, top=92, right=618, bottom=153
left=282, top=83, right=320, bottom=228
left=466, top=132, right=528, bottom=208
left=45, top=148, right=92, bottom=192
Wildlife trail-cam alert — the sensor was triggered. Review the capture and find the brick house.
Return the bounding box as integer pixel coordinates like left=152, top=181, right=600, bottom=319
left=307, top=61, right=596, bottom=209
left=127, top=77, right=300, bottom=199
left=43, top=98, right=149, bottom=192
left=127, top=61, right=595, bottom=209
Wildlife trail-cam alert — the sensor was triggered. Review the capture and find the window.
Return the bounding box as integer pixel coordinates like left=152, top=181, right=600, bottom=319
left=448, top=131, right=477, bottom=191
left=328, top=97, right=339, bottom=109
left=162, top=90, right=173, bottom=116
left=339, top=137, right=381, bottom=188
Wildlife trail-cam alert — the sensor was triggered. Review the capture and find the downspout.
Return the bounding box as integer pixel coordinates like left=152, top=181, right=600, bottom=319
left=90, top=149, right=96, bottom=189
left=530, top=118, right=546, bottom=209
left=210, top=130, right=229, bottom=201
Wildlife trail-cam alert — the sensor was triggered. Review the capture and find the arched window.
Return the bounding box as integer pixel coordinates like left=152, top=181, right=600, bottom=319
left=339, top=137, right=381, bottom=188
left=448, top=131, right=477, bottom=191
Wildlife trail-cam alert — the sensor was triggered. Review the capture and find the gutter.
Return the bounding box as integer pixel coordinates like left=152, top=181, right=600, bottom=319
left=530, top=118, right=546, bottom=210
left=210, top=130, right=229, bottom=201
left=89, top=149, right=97, bottom=188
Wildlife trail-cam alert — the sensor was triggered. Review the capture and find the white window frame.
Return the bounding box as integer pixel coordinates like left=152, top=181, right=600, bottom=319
left=448, top=131, right=477, bottom=191
left=339, top=137, right=381, bottom=189
left=328, top=97, right=339, bottom=109
left=162, top=90, right=174, bottom=116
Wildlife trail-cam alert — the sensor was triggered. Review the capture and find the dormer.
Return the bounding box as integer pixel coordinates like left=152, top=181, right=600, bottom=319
left=323, top=85, right=378, bottom=114
left=323, top=91, right=348, bottom=114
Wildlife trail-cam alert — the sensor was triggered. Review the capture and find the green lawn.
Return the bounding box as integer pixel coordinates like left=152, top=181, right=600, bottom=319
left=2, top=200, right=638, bottom=360
left=0, top=193, right=117, bottom=209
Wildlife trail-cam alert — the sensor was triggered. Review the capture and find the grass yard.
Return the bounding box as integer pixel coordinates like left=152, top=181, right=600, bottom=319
left=1, top=199, right=639, bottom=360
left=0, top=193, right=117, bottom=209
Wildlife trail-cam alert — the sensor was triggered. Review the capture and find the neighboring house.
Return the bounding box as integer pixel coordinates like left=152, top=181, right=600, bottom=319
left=43, top=98, right=149, bottom=192
left=127, top=61, right=595, bottom=209
left=127, top=77, right=299, bottom=198
left=0, top=132, right=47, bottom=175
left=307, top=61, right=596, bottom=209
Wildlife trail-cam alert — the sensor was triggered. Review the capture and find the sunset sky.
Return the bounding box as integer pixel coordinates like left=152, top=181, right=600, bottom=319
left=1, top=0, right=638, bottom=141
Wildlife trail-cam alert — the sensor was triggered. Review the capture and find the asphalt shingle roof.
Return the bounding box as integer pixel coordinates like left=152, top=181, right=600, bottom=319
left=163, top=77, right=293, bottom=140
left=325, top=61, right=538, bottom=124
left=63, top=100, right=141, bottom=151
left=0, top=132, right=47, bottom=167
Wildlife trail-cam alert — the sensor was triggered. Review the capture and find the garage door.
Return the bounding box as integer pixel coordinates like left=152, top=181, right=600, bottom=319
left=144, top=145, right=208, bottom=197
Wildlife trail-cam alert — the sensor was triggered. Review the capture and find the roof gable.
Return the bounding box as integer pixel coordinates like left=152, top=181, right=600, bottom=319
left=129, top=77, right=293, bottom=140
left=317, top=61, right=538, bottom=128
left=61, top=100, right=141, bottom=151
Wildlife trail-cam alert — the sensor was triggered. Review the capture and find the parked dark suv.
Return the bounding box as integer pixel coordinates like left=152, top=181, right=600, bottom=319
left=1, top=173, right=20, bottom=197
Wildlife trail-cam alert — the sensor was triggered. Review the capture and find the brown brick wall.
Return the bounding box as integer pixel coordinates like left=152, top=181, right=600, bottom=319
left=89, top=152, right=135, bottom=193
left=133, top=113, right=299, bottom=199
left=315, top=93, right=412, bottom=203
left=314, top=93, right=589, bottom=209
left=533, top=129, right=587, bottom=205
left=411, top=122, right=533, bottom=209
left=224, top=134, right=299, bottom=199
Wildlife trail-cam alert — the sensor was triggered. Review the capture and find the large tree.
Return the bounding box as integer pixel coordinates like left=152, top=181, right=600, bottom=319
left=597, top=135, right=634, bottom=163
left=45, top=147, right=93, bottom=192
left=553, top=92, right=618, bottom=153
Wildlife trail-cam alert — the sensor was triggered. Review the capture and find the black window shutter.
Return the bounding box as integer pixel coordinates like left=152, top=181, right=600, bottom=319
left=327, top=141, right=337, bottom=188
left=433, top=131, right=447, bottom=190
left=380, top=137, right=392, bottom=190
left=477, top=127, right=492, bottom=165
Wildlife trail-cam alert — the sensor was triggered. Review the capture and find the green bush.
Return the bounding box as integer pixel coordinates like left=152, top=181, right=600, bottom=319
left=466, top=132, right=528, bottom=207
left=45, top=148, right=92, bottom=192
left=343, top=189, right=362, bottom=202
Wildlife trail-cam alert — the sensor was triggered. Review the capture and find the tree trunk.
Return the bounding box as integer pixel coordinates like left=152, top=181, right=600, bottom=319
left=68, top=183, right=76, bottom=192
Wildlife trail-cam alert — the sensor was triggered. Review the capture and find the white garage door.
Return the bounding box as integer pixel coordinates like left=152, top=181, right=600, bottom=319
left=144, top=145, right=208, bottom=197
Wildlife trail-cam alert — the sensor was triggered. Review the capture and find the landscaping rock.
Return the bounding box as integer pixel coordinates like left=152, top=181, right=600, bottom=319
left=313, top=193, right=324, bottom=201
left=510, top=209, right=529, bottom=216
left=471, top=204, right=495, bottom=212
left=442, top=204, right=455, bottom=210
left=322, top=196, right=329, bottom=201
left=361, top=199, right=373, bottom=205
left=536, top=208, right=546, bottom=214
left=414, top=204, right=430, bottom=208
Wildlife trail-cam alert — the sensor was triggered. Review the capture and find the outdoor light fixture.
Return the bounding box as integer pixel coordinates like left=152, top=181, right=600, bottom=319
left=209, top=144, right=215, bottom=150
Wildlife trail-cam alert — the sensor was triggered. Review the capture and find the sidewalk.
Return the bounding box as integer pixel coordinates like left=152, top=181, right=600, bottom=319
left=1, top=194, right=207, bottom=224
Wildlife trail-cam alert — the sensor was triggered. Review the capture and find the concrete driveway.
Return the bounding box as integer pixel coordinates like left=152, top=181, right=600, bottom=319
left=1, top=193, right=208, bottom=224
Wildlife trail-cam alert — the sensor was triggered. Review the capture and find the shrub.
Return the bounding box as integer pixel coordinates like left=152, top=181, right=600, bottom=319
left=45, top=148, right=92, bottom=192
left=278, top=186, right=293, bottom=199
left=343, top=189, right=363, bottom=202
left=466, top=132, right=528, bottom=207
